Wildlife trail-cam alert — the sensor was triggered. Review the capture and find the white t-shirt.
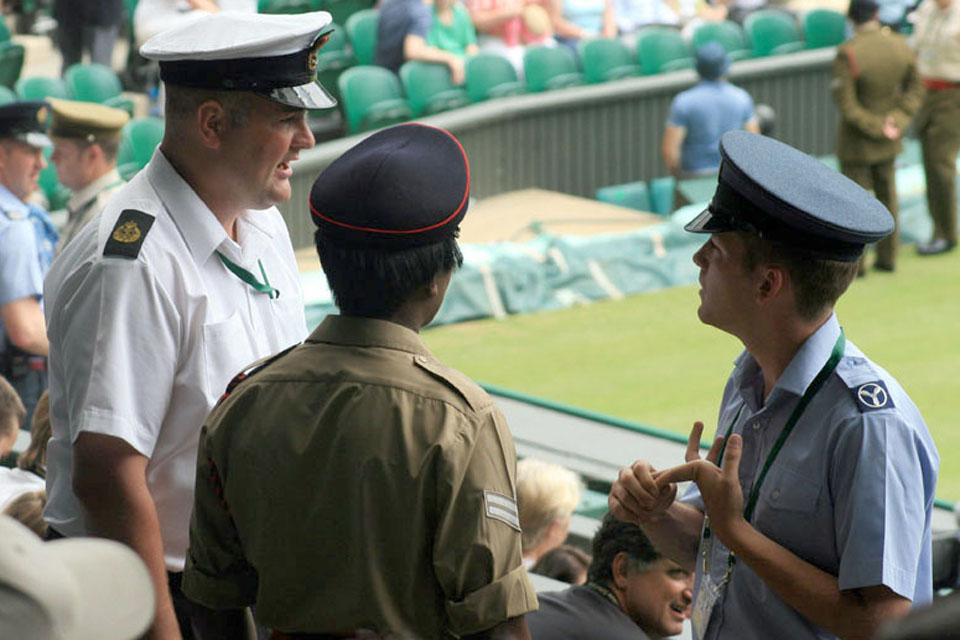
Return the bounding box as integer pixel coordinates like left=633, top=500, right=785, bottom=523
left=44, top=149, right=307, bottom=570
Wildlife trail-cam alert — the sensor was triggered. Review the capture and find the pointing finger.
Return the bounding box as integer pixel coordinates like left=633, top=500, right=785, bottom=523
left=721, top=434, right=742, bottom=481
left=655, top=461, right=699, bottom=489
left=685, top=422, right=704, bottom=463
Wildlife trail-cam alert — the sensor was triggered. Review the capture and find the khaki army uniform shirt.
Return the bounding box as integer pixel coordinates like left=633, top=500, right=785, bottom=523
left=54, top=168, right=125, bottom=256
left=913, top=0, right=960, bottom=81
left=832, top=25, right=925, bottom=164
left=183, top=315, right=538, bottom=638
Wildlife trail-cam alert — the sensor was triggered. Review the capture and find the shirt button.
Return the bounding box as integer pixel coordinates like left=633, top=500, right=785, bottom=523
left=771, top=489, right=781, bottom=500
left=752, top=421, right=760, bottom=430
left=417, top=355, right=427, bottom=363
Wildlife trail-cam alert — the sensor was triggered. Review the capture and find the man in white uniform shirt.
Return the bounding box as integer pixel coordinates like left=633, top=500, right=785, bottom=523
left=43, top=12, right=336, bottom=639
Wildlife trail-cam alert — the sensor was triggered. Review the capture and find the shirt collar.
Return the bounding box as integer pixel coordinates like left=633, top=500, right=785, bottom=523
left=306, top=315, right=433, bottom=358
left=144, top=149, right=278, bottom=264
left=732, top=313, right=842, bottom=398
left=0, top=184, right=28, bottom=218
left=145, top=148, right=229, bottom=262
left=67, top=168, right=122, bottom=214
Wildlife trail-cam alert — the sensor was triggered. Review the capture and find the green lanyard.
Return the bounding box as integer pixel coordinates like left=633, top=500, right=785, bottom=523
left=216, top=251, right=279, bottom=299
left=704, top=329, right=846, bottom=564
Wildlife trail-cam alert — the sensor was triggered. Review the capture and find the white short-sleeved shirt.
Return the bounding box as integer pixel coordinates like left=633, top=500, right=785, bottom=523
left=43, top=149, right=307, bottom=570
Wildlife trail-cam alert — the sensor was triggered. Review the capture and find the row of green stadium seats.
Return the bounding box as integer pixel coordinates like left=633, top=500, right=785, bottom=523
left=1, top=63, right=135, bottom=116
left=258, top=0, right=374, bottom=29
left=331, top=8, right=847, bottom=134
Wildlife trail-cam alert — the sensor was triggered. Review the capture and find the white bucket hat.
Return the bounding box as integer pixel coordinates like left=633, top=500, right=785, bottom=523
left=0, top=516, right=155, bottom=640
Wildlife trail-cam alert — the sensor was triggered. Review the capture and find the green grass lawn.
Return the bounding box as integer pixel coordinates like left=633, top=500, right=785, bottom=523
left=423, top=246, right=960, bottom=501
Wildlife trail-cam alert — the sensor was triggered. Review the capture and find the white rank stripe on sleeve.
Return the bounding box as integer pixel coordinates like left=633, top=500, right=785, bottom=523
left=484, top=490, right=521, bottom=531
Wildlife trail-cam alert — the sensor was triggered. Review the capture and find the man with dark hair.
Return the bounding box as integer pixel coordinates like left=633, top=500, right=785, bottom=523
left=832, top=0, right=923, bottom=273
left=662, top=42, right=758, bottom=178
left=182, top=123, right=538, bottom=638
left=43, top=11, right=335, bottom=638
left=610, top=131, right=938, bottom=640
left=48, top=98, right=130, bottom=255
left=527, top=513, right=692, bottom=639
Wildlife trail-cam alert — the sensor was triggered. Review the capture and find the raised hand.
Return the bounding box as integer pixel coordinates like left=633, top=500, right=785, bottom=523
left=655, top=422, right=746, bottom=546
left=608, top=456, right=678, bottom=526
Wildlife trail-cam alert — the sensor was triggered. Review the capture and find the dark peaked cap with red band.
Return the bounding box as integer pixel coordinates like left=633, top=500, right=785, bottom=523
left=310, top=124, right=470, bottom=247
left=686, top=130, right=893, bottom=262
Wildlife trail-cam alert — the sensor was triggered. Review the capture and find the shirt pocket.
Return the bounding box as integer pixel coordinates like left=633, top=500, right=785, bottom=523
left=201, top=310, right=257, bottom=399
left=763, top=464, right=822, bottom=514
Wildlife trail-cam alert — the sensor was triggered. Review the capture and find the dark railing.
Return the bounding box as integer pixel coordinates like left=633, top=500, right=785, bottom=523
left=281, top=47, right=838, bottom=249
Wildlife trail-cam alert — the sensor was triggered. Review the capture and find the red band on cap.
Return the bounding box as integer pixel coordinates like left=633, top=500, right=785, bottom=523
left=310, top=123, right=471, bottom=236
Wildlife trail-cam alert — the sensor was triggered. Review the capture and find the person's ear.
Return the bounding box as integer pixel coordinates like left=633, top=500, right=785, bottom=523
left=757, top=265, right=785, bottom=302
left=612, top=551, right=631, bottom=590
left=196, top=100, right=227, bottom=149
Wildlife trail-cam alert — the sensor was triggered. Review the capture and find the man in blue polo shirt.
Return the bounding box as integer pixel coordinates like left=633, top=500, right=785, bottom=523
left=661, top=43, right=758, bottom=177
left=610, top=131, right=938, bottom=640
left=0, top=102, right=57, bottom=428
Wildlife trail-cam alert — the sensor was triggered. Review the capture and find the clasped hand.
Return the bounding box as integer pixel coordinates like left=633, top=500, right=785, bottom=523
left=609, top=422, right=748, bottom=546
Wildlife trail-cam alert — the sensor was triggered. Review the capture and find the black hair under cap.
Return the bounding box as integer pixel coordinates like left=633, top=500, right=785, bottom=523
left=685, top=131, right=893, bottom=262
left=310, top=123, right=470, bottom=248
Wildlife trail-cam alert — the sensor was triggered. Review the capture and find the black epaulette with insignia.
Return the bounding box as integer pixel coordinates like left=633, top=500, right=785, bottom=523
left=104, top=209, right=155, bottom=259
left=217, top=343, right=300, bottom=404
left=849, top=380, right=896, bottom=412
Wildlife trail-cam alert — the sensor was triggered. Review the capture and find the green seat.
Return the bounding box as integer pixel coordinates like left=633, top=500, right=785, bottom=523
left=345, top=9, right=379, bottom=66
left=15, top=76, right=70, bottom=101
left=465, top=53, right=524, bottom=102
left=523, top=45, right=585, bottom=93
left=338, top=65, right=412, bottom=134
left=0, top=43, right=25, bottom=89
left=744, top=10, right=805, bottom=57
left=0, top=18, right=11, bottom=43
left=648, top=176, right=677, bottom=216
left=399, top=61, right=471, bottom=117
left=315, top=24, right=355, bottom=105
left=39, top=147, right=72, bottom=211
left=258, top=0, right=321, bottom=13
left=596, top=181, right=652, bottom=212
left=325, top=0, right=376, bottom=28
left=804, top=9, right=846, bottom=49
left=64, top=63, right=136, bottom=116
left=636, top=27, right=693, bottom=75
left=0, top=86, right=16, bottom=105
left=116, top=117, right=165, bottom=180
left=692, top=21, right=751, bottom=62
left=578, top=38, right=639, bottom=84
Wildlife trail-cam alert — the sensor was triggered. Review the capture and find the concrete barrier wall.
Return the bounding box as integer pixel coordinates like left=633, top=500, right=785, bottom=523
left=282, top=47, right=838, bottom=249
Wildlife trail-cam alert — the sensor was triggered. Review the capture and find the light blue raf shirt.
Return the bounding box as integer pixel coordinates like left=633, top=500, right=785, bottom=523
left=0, top=185, right=56, bottom=352
left=681, top=314, right=939, bottom=640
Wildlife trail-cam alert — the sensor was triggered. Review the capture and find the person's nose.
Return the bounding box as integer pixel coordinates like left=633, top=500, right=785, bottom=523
left=293, top=115, right=315, bottom=151
left=692, top=241, right=709, bottom=268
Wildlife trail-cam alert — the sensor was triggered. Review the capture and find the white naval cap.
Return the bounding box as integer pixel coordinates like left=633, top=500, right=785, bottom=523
left=140, top=11, right=337, bottom=110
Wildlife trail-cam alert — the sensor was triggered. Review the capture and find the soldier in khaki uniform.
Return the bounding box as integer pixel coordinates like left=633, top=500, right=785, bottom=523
left=182, top=124, right=538, bottom=639
left=912, top=0, right=960, bottom=255
left=48, top=98, right=129, bottom=255
left=832, top=0, right=924, bottom=272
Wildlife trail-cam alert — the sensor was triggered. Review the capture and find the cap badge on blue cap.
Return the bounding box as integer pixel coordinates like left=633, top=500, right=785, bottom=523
left=36, top=106, right=47, bottom=124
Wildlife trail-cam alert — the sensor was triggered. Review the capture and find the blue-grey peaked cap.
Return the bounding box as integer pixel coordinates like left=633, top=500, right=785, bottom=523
left=685, top=131, right=894, bottom=262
